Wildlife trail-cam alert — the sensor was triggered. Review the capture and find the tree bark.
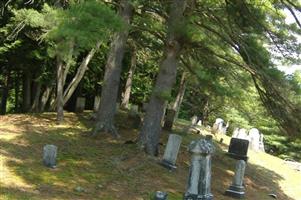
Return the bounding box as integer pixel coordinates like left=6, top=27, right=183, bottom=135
left=0, top=70, right=10, bottom=115
left=30, top=81, right=42, bottom=112
left=92, top=0, right=133, bottom=137
left=56, top=60, right=64, bottom=123
left=139, top=0, right=187, bottom=156
left=22, top=70, right=31, bottom=112
left=63, top=42, right=100, bottom=104
left=121, top=46, right=136, bottom=109
left=40, top=84, right=53, bottom=112
left=14, top=72, right=20, bottom=112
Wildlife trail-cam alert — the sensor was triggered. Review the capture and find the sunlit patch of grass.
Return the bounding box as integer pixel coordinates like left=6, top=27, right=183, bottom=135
left=1, top=112, right=301, bottom=199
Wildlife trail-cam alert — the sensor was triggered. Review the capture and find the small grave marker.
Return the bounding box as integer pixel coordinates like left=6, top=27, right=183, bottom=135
left=43, top=144, right=57, bottom=168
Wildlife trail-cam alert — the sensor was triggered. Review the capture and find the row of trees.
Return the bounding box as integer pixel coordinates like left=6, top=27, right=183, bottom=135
left=0, top=0, right=301, bottom=155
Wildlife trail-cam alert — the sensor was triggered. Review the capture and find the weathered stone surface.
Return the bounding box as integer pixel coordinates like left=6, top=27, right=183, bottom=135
left=75, top=97, right=85, bottom=113
left=154, top=191, right=168, bottom=200
left=43, top=144, right=57, bottom=168
left=236, top=128, right=248, bottom=140
left=248, top=128, right=260, bottom=151
left=184, top=139, right=215, bottom=200
left=225, top=160, right=246, bottom=199
left=93, top=96, right=101, bottom=112
left=161, top=134, right=182, bottom=169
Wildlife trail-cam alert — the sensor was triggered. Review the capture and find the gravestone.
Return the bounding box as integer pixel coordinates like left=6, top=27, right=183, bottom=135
left=43, top=144, right=57, bottom=168
left=248, top=128, right=260, bottom=151
left=154, top=191, right=168, bottom=200
left=191, top=115, right=198, bottom=126
left=197, top=120, right=202, bottom=126
left=93, top=96, right=100, bottom=112
left=128, top=105, right=141, bottom=129
left=160, top=134, right=182, bottom=170
left=232, top=128, right=239, bottom=138
left=258, top=134, right=265, bottom=152
left=225, top=160, right=246, bottom=198
left=75, top=97, right=85, bottom=113
left=211, top=118, right=224, bottom=135
left=227, top=138, right=249, bottom=161
left=163, top=109, right=176, bottom=131
left=236, top=128, right=249, bottom=140
left=184, top=139, right=215, bottom=200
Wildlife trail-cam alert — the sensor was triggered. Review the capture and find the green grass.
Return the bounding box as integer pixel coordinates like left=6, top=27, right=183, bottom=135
left=0, top=112, right=301, bottom=200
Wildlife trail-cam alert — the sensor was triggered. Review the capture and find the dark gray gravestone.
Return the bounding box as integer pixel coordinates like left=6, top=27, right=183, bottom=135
left=160, top=134, right=182, bottom=170
left=43, top=144, right=57, bottom=168
left=227, top=138, right=249, bottom=161
left=225, top=160, right=246, bottom=199
left=75, top=97, right=85, bottom=113
left=184, top=139, right=215, bottom=200
left=154, top=191, right=168, bottom=200
left=93, top=96, right=100, bottom=112
left=163, top=109, right=176, bottom=131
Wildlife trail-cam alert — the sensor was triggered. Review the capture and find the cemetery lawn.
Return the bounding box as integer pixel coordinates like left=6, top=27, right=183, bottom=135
left=1, top=112, right=301, bottom=200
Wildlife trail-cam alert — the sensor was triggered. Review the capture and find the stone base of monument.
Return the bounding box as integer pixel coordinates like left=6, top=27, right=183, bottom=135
left=183, top=193, right=213, bottom=200
left=159, top=160, right=177, bottom=170
left=225, top=185, right=245, bottom=199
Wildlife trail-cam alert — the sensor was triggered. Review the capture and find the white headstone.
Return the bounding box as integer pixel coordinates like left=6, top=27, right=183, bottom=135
left=236, top=128, right=249, bottom=140
left=258, top=133, right=265, bottom=152
left=191, top=115, right=198, bottom=126
left=248, top=128, right=260, bottom=151
left=232, top=128, right=239, bottom=138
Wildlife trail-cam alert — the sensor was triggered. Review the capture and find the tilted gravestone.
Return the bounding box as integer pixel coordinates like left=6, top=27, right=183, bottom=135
left=75, top=97, right=85, bottom=113
left=227, top=138, right=249, bottom=161
left=225, top=160, right=246, bottom=198
left=93, top=96, right=101, bottom=112
left=184, top=139, right=215, bottom=200
left=43, top=144, right=57, bottom=168
left=160, top=134, right=182, bottom=170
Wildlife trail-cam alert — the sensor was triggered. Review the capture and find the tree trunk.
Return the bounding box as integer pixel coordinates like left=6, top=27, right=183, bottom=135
left=40, top=84, right=53, bottom=112
left=0, top=70, right=10, bottom=115
left=172, top=72, right=187, bottom=119
left=63, top=42, right=100, bottom=104
left=23, top=70, right=31, bottom=112
left=56, top=60, right=64, bottom=123
left=139, top=0, right=187, bottom=156
left=30, top=81, right=42, bottom=112
left=121, top=46, right=137, bottom=109
left=92, top=0, right=133, bottom=137
left=14, top=72, right=20, bottom=112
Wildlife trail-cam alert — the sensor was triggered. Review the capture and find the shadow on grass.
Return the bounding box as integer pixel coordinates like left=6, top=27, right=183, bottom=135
left=0, top=113, right=297, bottom=200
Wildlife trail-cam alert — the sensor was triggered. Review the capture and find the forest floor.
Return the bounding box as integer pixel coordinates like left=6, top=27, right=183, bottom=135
left=0, top=111, right=301, bottom=200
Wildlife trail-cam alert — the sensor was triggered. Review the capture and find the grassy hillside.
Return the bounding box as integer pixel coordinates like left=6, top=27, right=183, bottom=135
left=0, top=112, right=300, bottom=200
